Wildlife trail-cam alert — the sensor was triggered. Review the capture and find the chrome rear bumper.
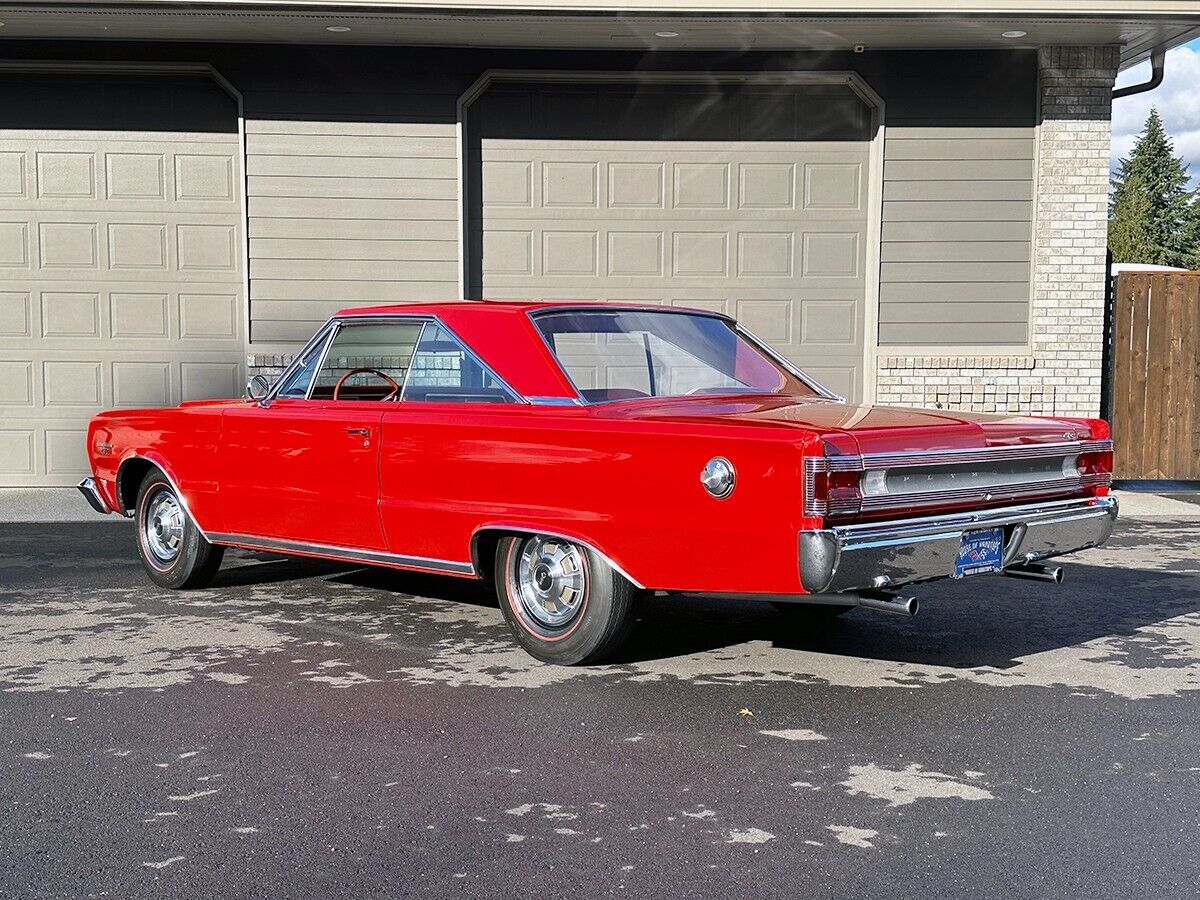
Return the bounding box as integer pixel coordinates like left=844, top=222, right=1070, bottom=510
left=77, top=477, right=113, bottom=515
left=799, top=496, right=1118, bottom=594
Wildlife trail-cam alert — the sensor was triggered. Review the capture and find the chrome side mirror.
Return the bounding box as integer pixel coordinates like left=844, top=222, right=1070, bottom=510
left=245, top=374, right=271, bottom=402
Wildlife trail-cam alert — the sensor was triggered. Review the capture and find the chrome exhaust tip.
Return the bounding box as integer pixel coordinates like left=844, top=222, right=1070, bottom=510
left=1004, top=563, right=1064, bottom=584
left=855, top=591, right=919, bottom=616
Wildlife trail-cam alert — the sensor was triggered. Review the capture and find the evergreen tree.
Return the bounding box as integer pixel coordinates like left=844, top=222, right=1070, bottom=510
left=1108, top=108, right=1200, bottom=268
left=1108, top=173, right=1157, bottom=263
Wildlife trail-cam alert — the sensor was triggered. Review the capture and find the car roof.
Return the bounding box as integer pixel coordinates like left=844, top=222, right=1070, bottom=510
left=326, top=300, right=730, bottom=401
left=333, top=300, right=722, bottom=318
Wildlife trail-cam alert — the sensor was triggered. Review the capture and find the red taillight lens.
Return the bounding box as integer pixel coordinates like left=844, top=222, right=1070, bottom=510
left=808, top=467, right=862, bottom=517
left=1078, top=449, right=1113, bottom=493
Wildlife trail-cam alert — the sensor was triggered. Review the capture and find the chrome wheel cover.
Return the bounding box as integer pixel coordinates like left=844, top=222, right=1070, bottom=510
left=514, top=536, right=587, bottom=632
left=143, top=488, right=185, bottom=565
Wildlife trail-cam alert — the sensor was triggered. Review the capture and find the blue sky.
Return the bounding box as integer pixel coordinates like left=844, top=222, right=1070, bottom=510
left=1112, top=38, right=1200, bottom=188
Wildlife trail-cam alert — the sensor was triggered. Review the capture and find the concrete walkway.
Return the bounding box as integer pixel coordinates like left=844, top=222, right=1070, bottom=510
left=0, top=487, right=1196, bottom=523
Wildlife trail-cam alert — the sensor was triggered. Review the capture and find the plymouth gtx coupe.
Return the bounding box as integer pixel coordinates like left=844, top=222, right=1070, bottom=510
left=80, top=302, right=1118, bottom=664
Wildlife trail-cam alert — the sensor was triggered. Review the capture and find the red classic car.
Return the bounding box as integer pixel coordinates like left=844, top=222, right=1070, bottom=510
left=80, top=302, right=1118, bottom=664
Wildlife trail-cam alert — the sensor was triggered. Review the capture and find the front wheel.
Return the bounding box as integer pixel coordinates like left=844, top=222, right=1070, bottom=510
left=495, top=534, right=637, bottom=665
left=134, top=469, right=224, bottom=589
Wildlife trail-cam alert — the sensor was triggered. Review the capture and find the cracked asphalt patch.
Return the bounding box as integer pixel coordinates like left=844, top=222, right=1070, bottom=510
left=1, top=519, right=1198, bottom=898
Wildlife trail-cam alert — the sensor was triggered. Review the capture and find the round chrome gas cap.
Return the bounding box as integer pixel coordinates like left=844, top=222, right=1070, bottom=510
left=700, top=457, right=736, bottom=499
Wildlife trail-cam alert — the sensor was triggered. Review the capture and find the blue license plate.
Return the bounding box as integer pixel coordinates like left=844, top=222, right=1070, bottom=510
left=955, top=527, right=1005, bottom=578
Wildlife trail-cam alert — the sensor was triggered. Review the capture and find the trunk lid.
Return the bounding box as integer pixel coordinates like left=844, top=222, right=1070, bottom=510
left=593, top=394, right=1089, bottom=452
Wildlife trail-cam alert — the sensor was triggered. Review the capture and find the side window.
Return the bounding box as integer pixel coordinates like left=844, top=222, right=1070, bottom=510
left=403, top=323, right=516, bottom=404
left=276, top=329, right=332, bottom=399
left=310, top=321, right=425, bottom=401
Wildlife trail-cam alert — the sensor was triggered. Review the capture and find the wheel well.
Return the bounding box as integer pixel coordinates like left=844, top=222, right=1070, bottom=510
left=470, top=529, right=515, bottom=584
left=115, top=458, right=157, bottom=514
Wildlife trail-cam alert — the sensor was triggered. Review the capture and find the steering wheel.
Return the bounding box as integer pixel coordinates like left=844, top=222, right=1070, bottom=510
left=332, top=367, right=400, bottom=402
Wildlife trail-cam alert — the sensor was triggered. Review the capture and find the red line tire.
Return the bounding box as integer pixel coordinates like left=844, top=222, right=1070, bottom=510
left=134, top=469, right=224, bottom=590
left=495, top=534, right=637, bottom=665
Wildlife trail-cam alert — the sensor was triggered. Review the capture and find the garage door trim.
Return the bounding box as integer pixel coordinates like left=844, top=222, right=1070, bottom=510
left=455, top=68, right=885, bottom=403
left=0, top=59, right=251, bottom=485
left=0, top=58, right=251, bottom=383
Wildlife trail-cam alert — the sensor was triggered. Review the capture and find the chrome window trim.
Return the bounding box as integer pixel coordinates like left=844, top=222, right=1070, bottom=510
left=732, top=322, right=841, bottom=401
left=263, top=318, right=337, bottom=405
left=396, top=319, right=429, bottom=402
left=402, top=318, right=525, bottom=405
left=527, top=396, right=584, bottom=406
left=525, top=306, right=838, bottom=405
left=208, top=532, right=476, bottom=576
left=266, top=313, right=529, bottom=407
left=305, top=318, right=343, bottom=400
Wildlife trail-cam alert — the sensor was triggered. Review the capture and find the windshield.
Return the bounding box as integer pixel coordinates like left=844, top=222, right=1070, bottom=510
left=532, top=309, right=819, bottom=404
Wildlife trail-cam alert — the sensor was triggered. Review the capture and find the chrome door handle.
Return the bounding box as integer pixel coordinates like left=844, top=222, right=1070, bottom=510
left=344, top=427, right=370, bottom=436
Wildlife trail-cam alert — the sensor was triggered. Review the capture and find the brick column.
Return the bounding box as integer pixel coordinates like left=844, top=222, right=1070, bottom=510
left=1029, top=45, right=1119, bottom=418
left=875, top=46, right=1118, bottom=417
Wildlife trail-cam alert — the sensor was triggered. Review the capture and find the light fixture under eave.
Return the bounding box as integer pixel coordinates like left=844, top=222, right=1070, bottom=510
left=326, top=25, right=352, bottom=33
left=655, top=31, right=680, bottom=38
left=1002, top=30, right=1027, bottom=38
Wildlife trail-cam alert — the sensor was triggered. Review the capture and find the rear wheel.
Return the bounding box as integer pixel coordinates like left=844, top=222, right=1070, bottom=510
left=134, top=470, right=224, bottom=589
left=495, top=534, right=637, bottom=665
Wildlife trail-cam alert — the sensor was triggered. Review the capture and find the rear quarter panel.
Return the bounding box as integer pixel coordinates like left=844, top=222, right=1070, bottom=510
left=379, top=404, right=820, bottom=593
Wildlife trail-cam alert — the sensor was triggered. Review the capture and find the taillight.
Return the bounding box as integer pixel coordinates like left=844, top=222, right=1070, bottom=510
left=804, top=457, right=863, bottom=518
left=1078, top=448, right=1113, bottom=493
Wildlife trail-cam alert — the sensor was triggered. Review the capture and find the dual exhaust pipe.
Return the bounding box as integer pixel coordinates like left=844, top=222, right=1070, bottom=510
left=1002, top=562, right=1064, bottom=584
left=847, top=562, right=1064, bottom=617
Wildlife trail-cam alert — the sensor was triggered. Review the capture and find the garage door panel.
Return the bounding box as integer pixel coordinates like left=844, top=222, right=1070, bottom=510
left=0, top=73, right=245, bottom=485
left=475, top=83, right=870, bottom=401
left=478, top=225, right=864, bottom=289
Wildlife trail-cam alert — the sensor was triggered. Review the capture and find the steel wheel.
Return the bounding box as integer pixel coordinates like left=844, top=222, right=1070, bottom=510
left=495, top=533, right=638, bottom=665
left=513, top=535, right=588, bottom=634
left=142, top=487, right=185, bottom=567
left=134, top=470, right=224, bottom=589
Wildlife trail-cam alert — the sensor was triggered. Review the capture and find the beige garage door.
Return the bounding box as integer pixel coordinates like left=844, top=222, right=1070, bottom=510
left=0, top=72, right=245, bottom=486
left=470, top=81, right=871, bottom=401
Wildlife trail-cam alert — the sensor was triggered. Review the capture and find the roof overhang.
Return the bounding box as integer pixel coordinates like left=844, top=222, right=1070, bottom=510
left=0, top=2, right=1196, bottom=67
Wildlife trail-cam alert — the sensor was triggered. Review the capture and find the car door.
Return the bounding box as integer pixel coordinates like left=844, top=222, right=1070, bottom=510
left=378, top=320, right=525, bottom=563
left=219, top=318, right=426, bottom=551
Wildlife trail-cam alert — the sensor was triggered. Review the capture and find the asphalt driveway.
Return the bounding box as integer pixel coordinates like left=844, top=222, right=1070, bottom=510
left=1, top=517, right=1198, bottom=899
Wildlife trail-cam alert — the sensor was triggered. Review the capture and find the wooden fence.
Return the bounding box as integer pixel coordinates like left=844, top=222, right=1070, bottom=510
left=1111, top=271, right=1200, bottom=479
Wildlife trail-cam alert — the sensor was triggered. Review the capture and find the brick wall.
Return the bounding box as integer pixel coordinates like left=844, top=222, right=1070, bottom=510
left=876, top=45, right=1119, bottom=417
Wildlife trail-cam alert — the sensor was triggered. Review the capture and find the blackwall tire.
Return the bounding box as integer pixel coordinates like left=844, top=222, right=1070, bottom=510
left=134, top=469, right=224, bottom=589
left=495, top=534, right=636, bottom=665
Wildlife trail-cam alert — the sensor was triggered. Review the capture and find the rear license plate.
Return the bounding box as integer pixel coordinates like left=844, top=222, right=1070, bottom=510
left=955, top=527, right=1004, bottom=578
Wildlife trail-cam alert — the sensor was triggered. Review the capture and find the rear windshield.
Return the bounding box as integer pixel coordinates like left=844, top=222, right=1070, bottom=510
left=532, top=309, right=818, bottom=404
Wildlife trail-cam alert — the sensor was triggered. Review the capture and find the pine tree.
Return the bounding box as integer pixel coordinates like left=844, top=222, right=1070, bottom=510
left=1108, top=173, right=1157, bottom=263
left=1108, top=108, right=1200, bottom=268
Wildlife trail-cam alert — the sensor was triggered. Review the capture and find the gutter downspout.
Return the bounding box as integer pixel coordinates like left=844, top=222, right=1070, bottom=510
left=1113, top=48, right=1165, bottom=100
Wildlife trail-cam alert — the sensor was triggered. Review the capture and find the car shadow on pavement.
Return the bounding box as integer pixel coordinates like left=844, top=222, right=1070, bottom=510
left=329, top=565, right=499, bottom=608
left=610, top=559, right=1200, bottom=671
left=193, top=519, right=1200, bottom=673
left=211, top=551, right=355, bottom=587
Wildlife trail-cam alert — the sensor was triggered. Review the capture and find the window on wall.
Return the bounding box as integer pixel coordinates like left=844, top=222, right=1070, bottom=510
left=403, top=323, right=517, bottom=404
